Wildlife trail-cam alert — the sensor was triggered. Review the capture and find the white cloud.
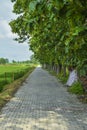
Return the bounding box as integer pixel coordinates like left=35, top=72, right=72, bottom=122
left=0, top=0, right=17, bottom=39
left=0, top=0, right=33, bottom=61
left=0, top=1, right=16, bottom=20
left=0, top=19, right=17, bottom=39
left=0, top=20, right=10, bottom=32
left=6, top=32, right=17, bottom=39
left=0, top=34, right=4, bottom=38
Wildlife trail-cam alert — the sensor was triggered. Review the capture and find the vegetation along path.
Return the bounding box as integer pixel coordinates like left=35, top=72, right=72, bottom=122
left=0, top=67, right=87, bottom=130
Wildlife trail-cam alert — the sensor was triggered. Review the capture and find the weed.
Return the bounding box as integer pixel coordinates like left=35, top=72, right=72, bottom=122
left=68, top=82, right=84, bottom=95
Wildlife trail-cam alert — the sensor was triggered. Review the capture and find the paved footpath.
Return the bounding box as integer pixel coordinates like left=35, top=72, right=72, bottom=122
left=0, top=67, right=87, bottom=130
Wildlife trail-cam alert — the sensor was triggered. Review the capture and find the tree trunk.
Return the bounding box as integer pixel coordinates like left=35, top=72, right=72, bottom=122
left=63, top=66, right=66, bottom=77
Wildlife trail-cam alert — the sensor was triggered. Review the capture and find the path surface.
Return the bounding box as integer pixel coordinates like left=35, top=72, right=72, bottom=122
left=0, top=67, right=87, bottom=130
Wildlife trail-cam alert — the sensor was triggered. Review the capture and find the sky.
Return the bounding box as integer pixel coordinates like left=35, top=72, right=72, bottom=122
left=0, top=0, right=33, bottom=62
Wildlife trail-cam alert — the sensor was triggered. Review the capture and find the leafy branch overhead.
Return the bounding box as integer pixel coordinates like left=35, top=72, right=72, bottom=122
left=10, top=0, right=87, bottom=76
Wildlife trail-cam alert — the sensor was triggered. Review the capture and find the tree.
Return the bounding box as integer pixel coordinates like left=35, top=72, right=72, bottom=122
left=0, top=58, right=9, bottom=64
left=30, top=54, right=39, bottom=64
left=10, top=0, right=87, bottom=76
left=12, top=60, right=16, bottom=63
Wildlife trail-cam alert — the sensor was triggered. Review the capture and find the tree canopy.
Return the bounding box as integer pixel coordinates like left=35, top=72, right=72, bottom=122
left=0, top=58, right=9, bottom=64
left=10, top=0, right=87, bottom=76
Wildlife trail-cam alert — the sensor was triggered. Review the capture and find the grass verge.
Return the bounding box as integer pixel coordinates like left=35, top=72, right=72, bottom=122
left=67, top=81, right=84, bottom=95
left=47, top=69, right=87, bottom=103
left=0, top=67, right=35, bottom=110
left=57, top=73, right=69, bottom=84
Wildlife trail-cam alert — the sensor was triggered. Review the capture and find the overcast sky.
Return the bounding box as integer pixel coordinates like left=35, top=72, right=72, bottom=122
left=0, top=0, right=33, bottom=62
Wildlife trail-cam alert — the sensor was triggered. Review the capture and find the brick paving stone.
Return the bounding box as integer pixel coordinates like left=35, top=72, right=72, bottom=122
left=0, top=67, right=87, bottom=130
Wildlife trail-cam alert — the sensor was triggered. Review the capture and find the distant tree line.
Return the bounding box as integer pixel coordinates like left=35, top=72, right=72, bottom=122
left=12, top=54, right=39, bottom=64
left=0, top=58, right=9, bottom=64
left=0, top=55, right=38, bottom=65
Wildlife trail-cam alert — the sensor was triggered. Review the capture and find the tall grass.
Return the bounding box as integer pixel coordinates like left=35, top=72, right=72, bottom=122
left=0, top=64, right=35, bottom=92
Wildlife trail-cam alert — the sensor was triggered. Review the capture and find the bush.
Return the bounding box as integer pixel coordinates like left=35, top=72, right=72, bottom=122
left=57, top=72, right=69, bottom=83
left=14, top=71, right=24, bottom=80
left=0, top=80, right=9, bottom=92
left=14, top=69, right=29, bottom=80
left=0, top=67, right=33, bottom=92
left=68, top=82, right=84, bottom=95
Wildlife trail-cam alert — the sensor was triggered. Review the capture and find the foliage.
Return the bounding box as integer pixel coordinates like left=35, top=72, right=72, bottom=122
left=13, top=68, right=30, bottom=80
left=0, top=64, right=34, bottom=92
left=0, top=58, right=9, bottom=64
left=68, top=81, right=84, bottom=95
left=57, top=73, right=69, bottom=83
left=9, top=0, right=87, bottom=76
left=30, top=54, right=39, bottom=64
left=0, top=80, right=9, bottom=92
left=0, top=66, right=35, bottom=109
left=12, top=58, right=39, bottom=64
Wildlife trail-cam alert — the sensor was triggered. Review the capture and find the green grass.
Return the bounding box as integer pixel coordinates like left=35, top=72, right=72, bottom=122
left=0, top=63, right=36, bottom=92
left=68, top=81, right=84, bottom=95
left=47, top=68, right=86, bottom=102
left=57, top=73, right=69, bottom=83
left=0, top=64, right=31, bottom=74
left=0, top=64, right=36, bottom=109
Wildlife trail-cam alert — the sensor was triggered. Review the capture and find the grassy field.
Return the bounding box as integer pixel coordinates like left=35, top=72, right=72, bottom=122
left=0, top=63, right=32, bottom=73
left=0, top=63, right=36, bottom=109
left=0, top=63, right=36, bottom=91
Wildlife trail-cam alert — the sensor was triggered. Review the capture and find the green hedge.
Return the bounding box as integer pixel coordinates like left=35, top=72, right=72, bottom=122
left=0, top=80, right=9, bottom=92
left=0, top=68, right=31, bottom=92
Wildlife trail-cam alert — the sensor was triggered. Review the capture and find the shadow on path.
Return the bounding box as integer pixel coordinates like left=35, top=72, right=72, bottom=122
left=0, top=67, right=87, bottom=130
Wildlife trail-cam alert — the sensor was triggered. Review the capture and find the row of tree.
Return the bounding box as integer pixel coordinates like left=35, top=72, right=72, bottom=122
left=12, top=54, right=39, bottom=64
left=0, top=54, right=38, bottom=64
left=10, top=0, right=87, bottom=77
left=0, top=58, right=9, bottom=64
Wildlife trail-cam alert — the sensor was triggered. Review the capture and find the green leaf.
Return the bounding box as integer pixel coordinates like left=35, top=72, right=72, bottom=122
left=65, top=39, right=69, bottom=46
left=29, top=1, right=37, bottom=12
left=65, top=46, right=69, bottom=53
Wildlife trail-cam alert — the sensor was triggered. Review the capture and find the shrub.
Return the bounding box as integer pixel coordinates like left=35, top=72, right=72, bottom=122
left=68, top=81, right=84, bottom=95
left=0, top=80, right=9, bottom=92
left=14, top=69, right=28, bottom=80
left=57, top=72, right=69, bottom=83
left=0, top=67, right=33, bottom=92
